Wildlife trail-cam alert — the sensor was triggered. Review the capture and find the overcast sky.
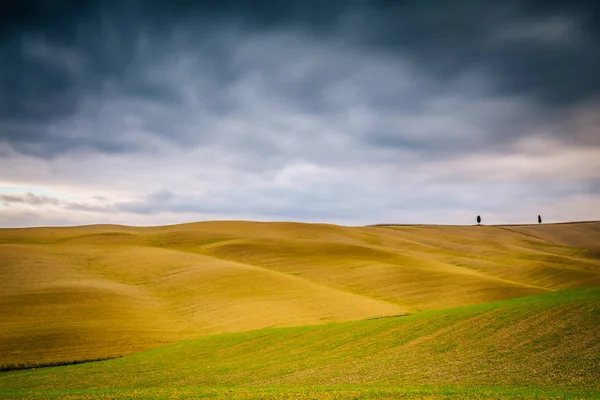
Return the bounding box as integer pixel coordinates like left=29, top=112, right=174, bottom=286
left=1, top=0, right=599, bottom=227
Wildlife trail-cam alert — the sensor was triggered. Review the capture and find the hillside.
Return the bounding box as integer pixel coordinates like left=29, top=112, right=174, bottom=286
left=1, top=221, right=599, bottom=366
left=1, top=287, right=599, bottom=399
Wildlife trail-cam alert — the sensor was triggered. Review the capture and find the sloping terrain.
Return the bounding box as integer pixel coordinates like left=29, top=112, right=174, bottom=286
left=0, top=221, right=599, bottom=366
left=1, top=287, right=599, bottom=399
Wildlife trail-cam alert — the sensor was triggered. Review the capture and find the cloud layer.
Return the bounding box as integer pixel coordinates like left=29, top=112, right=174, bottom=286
left=1, top=0, right=599, bottom=227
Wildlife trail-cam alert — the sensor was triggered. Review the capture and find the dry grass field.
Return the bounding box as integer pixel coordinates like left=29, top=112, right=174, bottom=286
left=1, top=220, right=599, bottom=369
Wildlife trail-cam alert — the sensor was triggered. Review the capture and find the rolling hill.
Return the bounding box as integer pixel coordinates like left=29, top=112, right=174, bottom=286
left=1, top=286, right=599, bottom=399
left=1, top=221, right=599, bottom=368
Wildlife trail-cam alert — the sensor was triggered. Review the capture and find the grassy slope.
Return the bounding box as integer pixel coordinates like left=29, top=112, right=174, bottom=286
left=0, top=222, right=599, bottom=366
left=1, top=287, right=598, bottom=399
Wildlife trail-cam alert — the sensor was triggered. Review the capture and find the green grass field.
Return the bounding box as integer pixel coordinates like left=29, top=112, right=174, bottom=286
left=1, top=221, right=599, bottom=398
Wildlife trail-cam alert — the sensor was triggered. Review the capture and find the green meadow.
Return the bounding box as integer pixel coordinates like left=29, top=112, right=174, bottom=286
left=1, top=221, right=599, bottom=398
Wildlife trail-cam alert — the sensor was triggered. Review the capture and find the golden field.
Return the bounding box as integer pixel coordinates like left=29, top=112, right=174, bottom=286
left=1, top=220, right=599, bottom=367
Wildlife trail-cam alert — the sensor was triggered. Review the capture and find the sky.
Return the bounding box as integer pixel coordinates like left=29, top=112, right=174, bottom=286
left=1, top=0, right=599, bottom=227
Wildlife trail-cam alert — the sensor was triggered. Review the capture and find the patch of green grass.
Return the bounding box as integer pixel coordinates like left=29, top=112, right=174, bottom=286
left=1, top=385, right=598, bottom=399
left=1, top=287, right=598, bottom=398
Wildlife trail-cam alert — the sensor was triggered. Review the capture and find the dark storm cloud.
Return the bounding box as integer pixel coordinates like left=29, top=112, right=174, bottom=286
left=366, top=1, right=600, bottom=104
left=1, top=0, right=599, bottom=227
left=1, top=0, right=599, bottom=158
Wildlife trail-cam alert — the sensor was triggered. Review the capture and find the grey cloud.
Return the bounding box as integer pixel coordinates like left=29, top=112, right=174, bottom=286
left=361, top=0, right=600, bottom=106
left=63, top=202, right=112, bottom=213
left=1, top=0, right=599, bottom=227
left=1, top=0, right=599, bottom=159
left=114, top=174, right=571, bottom=222
left=1, top=193, right=60, bottom=206
left=116, top=184, right=370, bottom=219
left=1, top=192, right=112, bottom=213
